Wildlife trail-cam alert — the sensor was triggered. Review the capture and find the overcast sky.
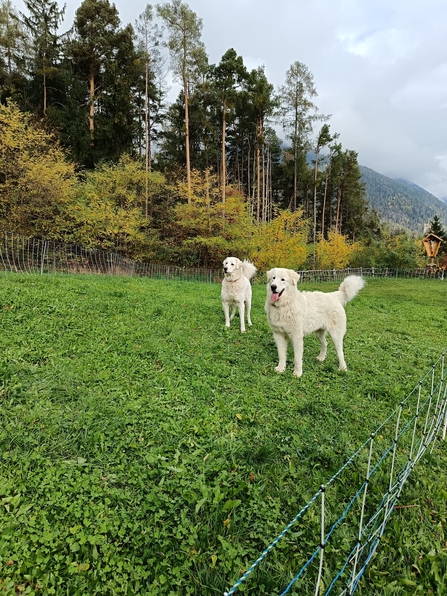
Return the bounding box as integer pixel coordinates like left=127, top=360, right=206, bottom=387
left=18, top=0, right=447, bottom=200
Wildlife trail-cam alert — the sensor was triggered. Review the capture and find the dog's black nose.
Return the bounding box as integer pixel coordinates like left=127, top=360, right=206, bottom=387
left=271, top=284, right=277, bottom=292
left=224, top=267, right=228, bottom=272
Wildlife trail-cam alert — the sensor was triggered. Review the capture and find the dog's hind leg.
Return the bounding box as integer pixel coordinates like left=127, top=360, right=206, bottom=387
left=315, top=329, right=328, bottom=362
left=328, top=329, right=347, bottom=371
left=245, top=295, right=253, bottom=327
left=229, top=305, right=237, bottom=321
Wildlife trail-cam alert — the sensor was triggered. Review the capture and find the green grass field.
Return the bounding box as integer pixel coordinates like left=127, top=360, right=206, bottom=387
left=0, top=272, right=446, bottom=595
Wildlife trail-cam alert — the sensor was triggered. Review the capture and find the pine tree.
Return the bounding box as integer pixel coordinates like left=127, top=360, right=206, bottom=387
left=65, top=0, right=139, bottom=167
left=20, top=0, right=65, bottom=113
left=245, top=66, right=277, bottom=222
left=427, top=214, right=447, bottom=254
left=0, top=0, right=27, bottom=103
left=278, top=61, right=319, bottom=212
left=157, top=0, right=208, bottom=201
left=209, top=48, right=247, bottom=202
left=134, top=4, right=164, bottom=179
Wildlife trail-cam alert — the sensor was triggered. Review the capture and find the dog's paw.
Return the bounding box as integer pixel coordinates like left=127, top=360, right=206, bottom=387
left=316, top=355, right=326, bottom=362
left=293, top=370, right=303, bottom=378
left=274, top=365, right=286, bottom=373
left=338, top=364, right=348, bottom=372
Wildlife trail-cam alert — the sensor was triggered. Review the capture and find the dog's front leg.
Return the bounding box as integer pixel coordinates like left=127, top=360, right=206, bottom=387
left=291, top=335, right=304, bottom=377
left=223, top=302, right=231, bottom=328
left=238, top=301, right=246, bottom=332
left=273, top=332, right=287, bottom=372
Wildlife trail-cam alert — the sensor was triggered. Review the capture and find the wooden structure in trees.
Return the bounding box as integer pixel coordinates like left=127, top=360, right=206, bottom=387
left=422, top=233, right=444, bottom=274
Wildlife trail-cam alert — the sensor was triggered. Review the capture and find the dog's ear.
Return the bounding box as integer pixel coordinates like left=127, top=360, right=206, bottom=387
left=266, top=269, right=274, bottom=281
left=289, top=270, right=300, bottom=285
left=235, top=258, right=241, bottom=270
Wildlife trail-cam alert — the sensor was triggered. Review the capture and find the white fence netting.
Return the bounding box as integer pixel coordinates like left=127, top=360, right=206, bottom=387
left=0, top=232, right=223, bottom=282
left=1, top=232, right=445, bottom=283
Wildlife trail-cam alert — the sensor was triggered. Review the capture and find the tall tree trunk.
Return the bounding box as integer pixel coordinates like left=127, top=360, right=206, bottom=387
left=146, top=62, right=152, bottom=173
left=221, top=97, right=226, bottom=203
left=247, top=138, right=251, bottom=208
left=335, top=186, right=342, bottom=233
left=313, top=150, right=319, bottom=266
left=145, top=63, right=149, bottom=218
left=293, top=112, right=298, bottom=212
left=43, top=66, right=47, bottom=113
left=183, top=80, right=191, bottom=203
left=262, top=143, right=266, bottom=221
left=256, top=142, right=260, bottom=222
left=235, top=137, right=240, bottom=191
left=89, top=70, right=95, bottom=145
left=321, top=166, right=330, bottom=239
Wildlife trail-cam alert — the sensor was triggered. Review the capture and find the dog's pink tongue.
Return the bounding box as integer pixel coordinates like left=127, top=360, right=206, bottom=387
left=271, top=292, right=280, bottom=302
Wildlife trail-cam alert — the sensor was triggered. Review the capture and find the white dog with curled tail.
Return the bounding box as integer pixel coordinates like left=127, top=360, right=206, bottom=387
left=221, top=257, right=257, bottom=332
left=265, top=269, right=365, bottom=376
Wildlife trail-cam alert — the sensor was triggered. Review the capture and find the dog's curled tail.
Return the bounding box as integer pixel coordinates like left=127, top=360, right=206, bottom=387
left=338, top=275, right=365, bottom=304
left=242, top=260, right=257, bottom=280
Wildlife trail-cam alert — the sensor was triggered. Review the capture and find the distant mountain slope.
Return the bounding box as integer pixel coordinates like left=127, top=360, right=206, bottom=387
left=360, top=166, right=447, bottom=234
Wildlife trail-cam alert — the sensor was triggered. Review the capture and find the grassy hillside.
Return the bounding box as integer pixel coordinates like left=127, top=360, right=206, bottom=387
left=1, top=273, right=446, bottom=595
left=360, top=166, right=447, bottom=234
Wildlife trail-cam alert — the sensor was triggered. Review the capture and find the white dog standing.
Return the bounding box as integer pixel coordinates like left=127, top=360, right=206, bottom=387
left=221, top=257, right=257, bottom=332
left=265, top=268, right=365, bottom=377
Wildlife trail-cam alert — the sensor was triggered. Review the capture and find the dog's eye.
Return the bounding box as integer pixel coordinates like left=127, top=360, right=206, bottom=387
left=281, top=278, right=285, bottom=281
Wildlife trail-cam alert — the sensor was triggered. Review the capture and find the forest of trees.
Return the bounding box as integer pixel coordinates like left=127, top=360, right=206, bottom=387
left=0, top=0, right=437, bottom=269
left=360, top=166, right=447, bottom=235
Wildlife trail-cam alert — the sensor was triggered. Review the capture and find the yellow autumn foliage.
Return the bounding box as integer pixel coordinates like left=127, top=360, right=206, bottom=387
left=72, top=156, right=166, bottom=258
left=316, top=231, right=357, bottom=269
left=0, top=102, right=77, bottom=238
left=250, top=209, right=308, bottom=270
left=173, top=172, right=255, bottom=266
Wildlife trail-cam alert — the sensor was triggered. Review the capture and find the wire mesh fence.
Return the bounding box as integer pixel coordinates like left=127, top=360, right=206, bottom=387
left=0, top=232, right=444, bottom=283
left=0, top=232, right=223, bottom=282
left=224, top=354, right=447, bottom=595
left=297, top=267, right=445, bottom=282
left=1, top=232, right=445, bottom=284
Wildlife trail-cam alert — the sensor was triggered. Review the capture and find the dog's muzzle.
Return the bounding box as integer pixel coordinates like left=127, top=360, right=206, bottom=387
left=270, top=285, right=284, bottom=302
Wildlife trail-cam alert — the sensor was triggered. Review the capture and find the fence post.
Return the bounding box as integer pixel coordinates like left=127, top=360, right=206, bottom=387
left=349, top=433, right=375, bottom=594
left=379, top=402, right=403, bottom=542
left=314, top=485, right=326, bottom=596
left=41, top=241, right=48, bottom=275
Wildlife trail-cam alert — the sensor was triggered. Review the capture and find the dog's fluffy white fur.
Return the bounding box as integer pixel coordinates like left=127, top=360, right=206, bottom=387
left=221, top=257, right=257, bottom=332
left=265, top=268, right=365, bottom=377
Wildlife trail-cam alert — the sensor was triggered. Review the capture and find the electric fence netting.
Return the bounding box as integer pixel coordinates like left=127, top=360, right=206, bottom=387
left=224, top=354, right=446, bottom=596
left=0, top=231, right=223, bottom=282
left=1, top=231, right=445, bottom=282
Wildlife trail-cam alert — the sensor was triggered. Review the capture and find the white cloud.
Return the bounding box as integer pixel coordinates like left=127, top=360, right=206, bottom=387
left=338, top=28, right=417, bottom=65
left=391, top=64, right=447, bottom=111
